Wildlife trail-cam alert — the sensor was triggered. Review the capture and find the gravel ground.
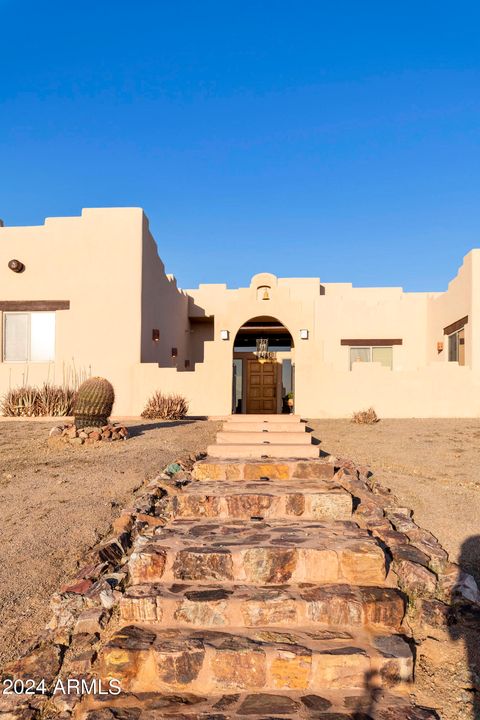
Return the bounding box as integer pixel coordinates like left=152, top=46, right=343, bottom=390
left=0, top=418, right=220, bottom=667
left=308, top=418, right=480, bottom=584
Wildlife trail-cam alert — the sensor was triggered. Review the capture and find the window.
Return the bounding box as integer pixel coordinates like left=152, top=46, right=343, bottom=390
left=3, top=312, right=55, bottom=362
left=448, top=327, right=465, bottom=366
left=349, top=346, right=393, bottom=370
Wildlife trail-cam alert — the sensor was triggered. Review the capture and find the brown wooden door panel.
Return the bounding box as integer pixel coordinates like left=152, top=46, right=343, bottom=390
left=246, top=360, right=278, bottom=414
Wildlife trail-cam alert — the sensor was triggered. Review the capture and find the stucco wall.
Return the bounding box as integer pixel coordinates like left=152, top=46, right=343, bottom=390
left=1, top=208, right=478, bottom=418
left=427, top=252, right=474, bottom=367
left=140, top=216, right=190, bottom=367
left=134, top=263, right=480, bottom=418
left=0, top=208, right=144, bottom=414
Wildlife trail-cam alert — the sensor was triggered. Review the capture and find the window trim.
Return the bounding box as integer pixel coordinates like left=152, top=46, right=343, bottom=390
left=3, top=311, right=56, bottom=363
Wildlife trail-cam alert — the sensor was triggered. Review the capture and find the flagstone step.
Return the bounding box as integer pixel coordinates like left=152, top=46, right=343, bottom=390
left=158, top=479, right=352, bottom=521
left=81, top=691, right=438, bottom=720
left=216, top=431, right=312, bottom=444
left=223, top=421, right=307, bottom=432
left=227, top=414, right=302, bottom=422
left=192, top=458, right=335, bottom=481
left=120, top=582, right=405, bottom=631
left=207, top=443, right=320, bottom=458
left=128, top=520, right=386, bottom=586
left=96, top=626, right=413, bottom=694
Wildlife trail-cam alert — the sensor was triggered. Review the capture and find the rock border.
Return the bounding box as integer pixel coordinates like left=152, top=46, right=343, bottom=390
left=48, top=423, right=129, bottom=448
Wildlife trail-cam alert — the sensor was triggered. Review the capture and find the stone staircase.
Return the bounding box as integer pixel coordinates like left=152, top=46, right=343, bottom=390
left=207, top=414, right=320, bottom=459
left=78, top=451, right=437, bottom=719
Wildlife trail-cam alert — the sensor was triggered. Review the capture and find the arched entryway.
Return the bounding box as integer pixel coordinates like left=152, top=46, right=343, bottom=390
left=232, top=316, right=294, bottom=414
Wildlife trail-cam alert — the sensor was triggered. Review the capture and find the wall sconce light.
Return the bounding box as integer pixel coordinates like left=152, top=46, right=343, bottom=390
left=8, top=259, right=25, bottom=273
left=220, top=330, right=229, bottom=340
left=171, top=347, right=178, bottom=358
left=184, top=359, right=190, bottom=369
left=300, top=329, right=309, bottom=340
left=437, top=341, right=444, bottom=353
left=152, top=329, right=160, bottom=342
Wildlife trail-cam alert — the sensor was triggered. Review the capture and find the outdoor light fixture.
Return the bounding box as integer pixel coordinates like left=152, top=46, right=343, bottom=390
left=254, top=338, right=276, bottom=364
left=171, top=347, right=178, bottom=358
left=152, top=329, right=160, bottom=342
left=8, top=259, right=25, bottom=273
left=437, top=341, right=444, bottom=353
left=300, top=329, right=309, bottom=339
left=220, top=330, right=229, bottom=340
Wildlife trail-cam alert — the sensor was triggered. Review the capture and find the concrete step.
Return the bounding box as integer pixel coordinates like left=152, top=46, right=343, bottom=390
left=81, top=691, right=438, bottom=720
left=97, top=625, right=413, bottom=694
left=120, top=582, right=406, bottom=631
left=216, top=431, right=312, bottom=445
left=157, top=479, right=352, bottom=521
left=227, top=414, right=302, bottom=422
left=223, top=421, right=307, bottom=432
left=193, top=458, right=335, bottom=481
left=207, top=443, right=319, bottom=459
left=129, top=520, right=387, bottom=586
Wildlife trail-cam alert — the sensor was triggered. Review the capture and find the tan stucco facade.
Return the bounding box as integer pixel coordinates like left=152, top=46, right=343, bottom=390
left=1, top=207, right=479, bottom=417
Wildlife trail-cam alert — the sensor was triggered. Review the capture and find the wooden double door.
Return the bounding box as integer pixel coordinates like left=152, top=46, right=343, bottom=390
left=246, top=359, right=278, bottom=414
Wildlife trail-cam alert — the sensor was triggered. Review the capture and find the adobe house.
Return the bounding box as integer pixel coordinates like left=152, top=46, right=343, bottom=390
left=0, top=207, right=479, bottom=417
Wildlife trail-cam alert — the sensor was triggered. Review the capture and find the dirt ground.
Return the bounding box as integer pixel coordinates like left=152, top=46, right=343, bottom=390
left=309, top=418, right=480, bottom=720
left=1, top=416, right=479, bottom=718
left=0, top=418, right=220, bottom=667
left=309, top=418, right=480, bottom=584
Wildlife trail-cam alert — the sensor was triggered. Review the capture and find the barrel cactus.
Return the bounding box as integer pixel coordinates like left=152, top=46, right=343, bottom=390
left=73, top=377, right=115, bottom=428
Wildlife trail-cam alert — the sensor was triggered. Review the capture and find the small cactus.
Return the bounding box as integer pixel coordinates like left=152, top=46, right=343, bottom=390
left=73, top=377, right=115, bottom=428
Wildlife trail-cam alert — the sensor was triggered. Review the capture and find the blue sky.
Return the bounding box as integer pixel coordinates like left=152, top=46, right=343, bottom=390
left=1, top=1, right=479, bottom=290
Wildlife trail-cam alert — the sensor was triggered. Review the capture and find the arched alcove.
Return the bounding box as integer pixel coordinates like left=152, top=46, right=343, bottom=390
left=232, top=316, right=294, bottom=414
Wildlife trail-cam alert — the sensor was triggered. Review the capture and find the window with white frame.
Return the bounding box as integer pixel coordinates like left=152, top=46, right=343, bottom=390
left=349, top=346, right=393, bottom=370
left=3, top=312, right=56, bottom=362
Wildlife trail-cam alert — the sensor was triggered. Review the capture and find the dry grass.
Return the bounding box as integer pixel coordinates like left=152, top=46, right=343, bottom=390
left=1, top=383, right=76, bottom=417
left=141, top=391, right=189, bottom=420
left=351, top=407, right=379, bottom=424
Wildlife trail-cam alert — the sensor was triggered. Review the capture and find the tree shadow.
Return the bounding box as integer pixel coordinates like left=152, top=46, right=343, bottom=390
left=351, top=665, right=440, bottom=719
left=448, top=535, right=480, bottom=719
left=351, top=667, right=383, bottom=718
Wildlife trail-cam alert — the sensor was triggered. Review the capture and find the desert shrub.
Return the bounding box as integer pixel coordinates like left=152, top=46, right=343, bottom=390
left=142, top=391, right=189, bottom=420
left=37, top=383, right=76, bottom=416
left=351, top=407, right=379, bottom=424
left=1, top=383, right=75, bottom=417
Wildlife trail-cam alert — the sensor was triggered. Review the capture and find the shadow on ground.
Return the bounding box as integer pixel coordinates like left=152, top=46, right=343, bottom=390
left=127, top=419, right=200, bottom=437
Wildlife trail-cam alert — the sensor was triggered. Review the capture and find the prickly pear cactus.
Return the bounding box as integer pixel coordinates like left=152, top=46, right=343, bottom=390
left=73, top=377, right=115, bottom=428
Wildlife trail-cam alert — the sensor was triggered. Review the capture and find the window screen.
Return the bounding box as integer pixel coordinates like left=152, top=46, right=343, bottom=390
left=350, top=347, right=371, bottom=369
left=4, top=313, right=29, bottom=362
left=3, top=312, right=55, bottom=362
left=372, top=346, right=393, bottom=369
